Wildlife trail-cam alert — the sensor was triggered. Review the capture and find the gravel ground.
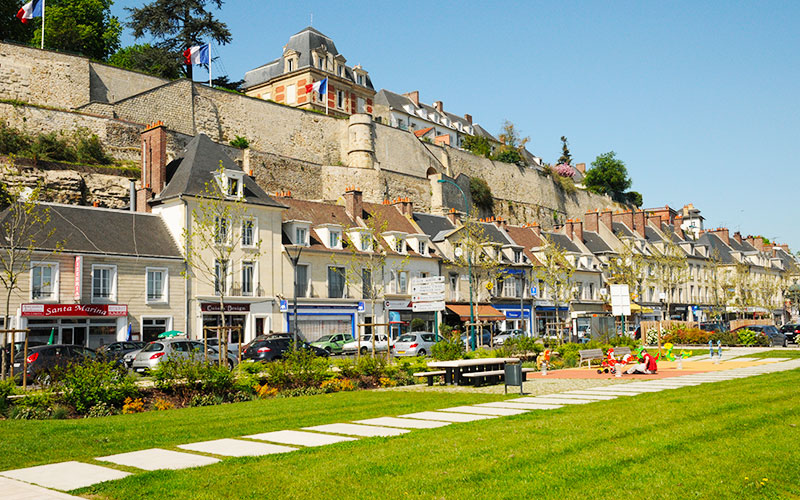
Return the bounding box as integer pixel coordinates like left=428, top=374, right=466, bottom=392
left=390, top=376, right=632, bottom=395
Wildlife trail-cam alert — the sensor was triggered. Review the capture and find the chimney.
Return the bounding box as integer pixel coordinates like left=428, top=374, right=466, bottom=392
left=392, top=196, right=413, bottom=217
left=434, top=101, right=443, bottom=113
left=493, top=216, right=507, bottom=228
left=463, top=114, right=472, bottom=125
left=673, top=224, right=684, bottom=240
left=745, top=235, right=756, bottom=248
left=611, top=211, right=634, bottom=231
left=140, top=121, right=167, bottom=195
left=600, top=210, right=613, bottom=231
left=573, top=219, right=583, bottom=243
left=344, top=186, right=363, bottom=220
left=584, top=210, right=599, bottom=232
left=564, top=219, right=574, bottom=240
left=647, top=215, right=661, bottom=229
left=752, top=236, right=765, bottom=252
left=575, top=163, right=586, bottom=174
left=530, top=222, right=542, bottom=238
left=404, top=90, right=420, bottom=107
left=632, top=210, right=646, bottom=238
left=445, top=208, right=460, bottom=226
left=709, top=227, right=730, bottom=245
left=779, top=243, right=789, bottom=252
left=733, top=231, right=743, bottom=244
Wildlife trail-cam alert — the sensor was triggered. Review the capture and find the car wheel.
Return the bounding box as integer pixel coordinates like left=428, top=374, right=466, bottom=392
left=325, top=346, right=332, bottom=355
left=783, top=339, right=788, bottom=348
left=227, top=360, right=234, bottom=370
left=417, top=349, right=426, bottom=357
left=360, top=346, right=368, bottom=355
left=35, top=371, right=52, bottom=386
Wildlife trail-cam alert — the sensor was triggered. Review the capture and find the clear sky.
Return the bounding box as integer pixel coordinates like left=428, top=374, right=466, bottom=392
left=110, top=0, right=800, bottom=251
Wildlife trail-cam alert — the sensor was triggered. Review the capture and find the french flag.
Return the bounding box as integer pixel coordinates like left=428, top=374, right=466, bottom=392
left=183, top=44, right=210, bottom=65
left=16, top=0, right=43, bottom=23
left=305, top=78, right=327, bottom=95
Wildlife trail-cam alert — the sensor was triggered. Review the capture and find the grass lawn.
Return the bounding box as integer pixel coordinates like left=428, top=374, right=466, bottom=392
left=67, top=367, right=800, bottom=500
left=741, top=349, right=800, bottom=359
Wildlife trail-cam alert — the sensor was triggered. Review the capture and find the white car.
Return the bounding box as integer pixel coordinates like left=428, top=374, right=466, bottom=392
left=392, top=332, right=441, bottom=357
left=341, top=334, right=392, bottom=355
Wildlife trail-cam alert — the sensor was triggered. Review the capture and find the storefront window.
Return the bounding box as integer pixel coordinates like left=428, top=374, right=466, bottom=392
left=89, top=319, right=117, bottom=349
left=142, top=317, right=168, bottom=343
left=202, top=314, right=245, bottom=344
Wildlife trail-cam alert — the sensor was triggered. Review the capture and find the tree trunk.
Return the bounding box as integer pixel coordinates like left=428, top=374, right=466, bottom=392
left=2, top=289, right=12, bottom=380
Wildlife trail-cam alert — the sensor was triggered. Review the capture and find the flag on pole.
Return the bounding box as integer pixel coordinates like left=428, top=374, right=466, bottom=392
left=47, top=327, right=54, bottom=345
left=16, top=0, right=42, bottom=23
left=126, top=323, right=132, bottom=342
left=304, top=77, right=327, bottom=96
left=183, top=44, right=210, bottom=66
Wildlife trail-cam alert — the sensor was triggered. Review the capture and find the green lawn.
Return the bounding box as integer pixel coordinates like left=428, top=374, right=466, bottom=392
left=740, top=349, right=800, bottom=359
left=65, top=368, right=800, bottom=500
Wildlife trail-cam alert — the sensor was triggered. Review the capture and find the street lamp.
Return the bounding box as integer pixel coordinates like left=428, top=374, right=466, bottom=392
left=437, top=178, right=476, bottom=351
left=285, top=244, right=304, bottom=350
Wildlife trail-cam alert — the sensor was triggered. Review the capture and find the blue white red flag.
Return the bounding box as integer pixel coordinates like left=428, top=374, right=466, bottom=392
left=183, top=44, right=210, bottom=65
left=305, top=78, right=328, bottom=95
left=16, top=0, right=43, bottom=23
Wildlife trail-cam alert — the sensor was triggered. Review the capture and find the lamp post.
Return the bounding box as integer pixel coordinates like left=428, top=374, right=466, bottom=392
left=285, top=244, right=304, bottom=350
left=437, top=178, right=476, bottom=351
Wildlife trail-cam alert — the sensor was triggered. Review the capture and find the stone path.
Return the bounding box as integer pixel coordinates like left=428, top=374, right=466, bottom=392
left=2, top=358, right=798, bottom=499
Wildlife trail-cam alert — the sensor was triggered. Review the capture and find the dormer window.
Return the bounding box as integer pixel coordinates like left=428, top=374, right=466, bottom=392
left=513, top=249, right=522, bottom=263
left=216, top=170, right=244, bottom=199
left=287, top=59, right=294, bottom=71
left=360, top=234, right=371, bottom=251
left=419, top=241, right=427, bottom=255
left=395, top=238, right=405, bottom=254
left=227, top=177, right=239, bottom=197
left=296, top=227, right=308, bottom=246
left=330, top=231, right=340, bottom=248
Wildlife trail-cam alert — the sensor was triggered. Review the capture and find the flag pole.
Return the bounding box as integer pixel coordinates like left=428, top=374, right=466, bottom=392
left=40, top=0, right=45, bottom=49
left=208, top=43, right=212, bottom=87
left=325, top=86, right=329, bottom=115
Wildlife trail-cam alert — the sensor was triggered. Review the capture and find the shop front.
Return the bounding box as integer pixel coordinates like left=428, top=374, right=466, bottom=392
left=493, top=303, right=532, bottom=336
left=19, top=303, right=128, bottom=349
left=282, top=301, right=361, bottom=342
left=534, top=301, right=570, bottom=338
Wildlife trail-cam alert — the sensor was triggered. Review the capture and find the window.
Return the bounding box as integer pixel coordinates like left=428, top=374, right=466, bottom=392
left=296, top=264, right=309, bottom=297
left=242, top=220, right=255, bottom=247
left=146, top=268, right=168, bottom=303
left=360, top=233, right=371, bottom=251
left=92, top=265, right=116, bottom=302
left=337, top=65, right=343, bottom=77
left=503, top=277, right=518, bottom=298
left=418, top=241, right=427, bottom=255
left=362, top=269, right=372, bottom=299
left=287, top=84, right=296, bottom=105
left=295, top=227, right=308, bottom=246
left=242, top=261, right=254, bottom=296
left=337, top=90, right=345, bottom=109
left=589, top=282, right=595, bottom=300
left=215, top=260, right=228, bottom=295
left=215, top=217, right=229, bottom=245
left=395, top=237, right=405, bottom=253
left=449, top=273, right=459, bottom=300
left=31, top=263, right=58, bottom=300
left=329, top=231, right=341, bottom=249
left=227, top=177, right=239, bottom=197
left=396, top=271, right=408, bottom=294
left=357, top=74, right=364, bottom=85
left=513, top=249, right=522, bottom=263
left=357, top=97, right=365, bottom=113
left=328, top=266, right=345, bottom=298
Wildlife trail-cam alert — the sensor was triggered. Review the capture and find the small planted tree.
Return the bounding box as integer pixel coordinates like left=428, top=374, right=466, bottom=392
left=652, top=233, right=689, bottom=321
left=535, top=235, right=575, bottom=343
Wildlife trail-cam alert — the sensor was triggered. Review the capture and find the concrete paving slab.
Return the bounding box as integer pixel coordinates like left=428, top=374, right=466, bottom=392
left=591, top=386, right=664, bottom=392
left=353, top=417, right=451, bottom=429
left=399, top=411, right=496, bottom=422
left=545, top=393, right=618, bottom=400
left=0, top=476, right=86, bottom=499
left=96, top=448, right=220, bottom=471
left=244, top=430, right=358, bottom=447
left=302, top=423, right=410, bottom=437
left=510, top=397, right=593, bottom=405
left=475, top=401, right=564, bottom=410
left=439, top=405, right=529, bottom=416
left=177, top=438, right=297, bottom=457
left=562, top=390, right=634, bottom=397
left=0, top=461, right=130, bottom=491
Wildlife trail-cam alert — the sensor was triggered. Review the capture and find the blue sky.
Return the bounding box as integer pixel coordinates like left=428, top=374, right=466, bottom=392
left=110, top=0, right=800, bottom=251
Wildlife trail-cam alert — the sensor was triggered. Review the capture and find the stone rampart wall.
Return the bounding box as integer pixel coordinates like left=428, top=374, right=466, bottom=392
left=89, top=62, right=168, bottom=104
left=0, top=42, right=89, bottom=108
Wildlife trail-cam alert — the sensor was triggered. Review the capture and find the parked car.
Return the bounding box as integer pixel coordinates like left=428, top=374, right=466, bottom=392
left=460, top=330, right=492, bottom=348
left=11, top=344, right=96, bottom=384
left=731, top=325, right=786, bottom=347
left=780, top=324, right=800, bottom=344
left=96, top=341, right=145, bottom=364
left=493, top=329, right=524, bottom=346
left=310, top=333, right=353, bottom=354
left=204, top=337, right=245, bottom=356
left=341, top=334, right=392, bottom=355
left=392, top=332, right=441, bottom=357
left=121, top=347, right=143, bottom=369
left=2, top=340, right=46, bottom=366
left=700, top=321, right=729, bottom=333
left=241, top=335, right=328, bottom=362
left=131, top=339, right=238, bottom=374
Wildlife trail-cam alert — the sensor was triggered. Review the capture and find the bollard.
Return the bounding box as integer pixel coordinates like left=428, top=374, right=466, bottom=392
left=717, top=340, right=722, bottom=359
left=541, top=362, right=548, bottom=376
left=708, top=340, right=714, bottom=359
left=677, top=357, right=683, bottom=370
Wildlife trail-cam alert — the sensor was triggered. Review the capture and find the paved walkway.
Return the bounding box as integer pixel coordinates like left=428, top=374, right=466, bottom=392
left=2, top=358, right=799, bottom=498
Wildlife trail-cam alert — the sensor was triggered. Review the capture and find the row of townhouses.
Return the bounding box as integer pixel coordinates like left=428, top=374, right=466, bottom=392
left=2, top=124, right=798, bottom=348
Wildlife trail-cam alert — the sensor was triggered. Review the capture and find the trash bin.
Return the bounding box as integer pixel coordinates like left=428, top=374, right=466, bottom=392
left=504, top=361, right=523, bottom=395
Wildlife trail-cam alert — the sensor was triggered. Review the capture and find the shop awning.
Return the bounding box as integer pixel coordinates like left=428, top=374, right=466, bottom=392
left=446, top=304, right=506, bottom=321
left=630, top=303, right=654, bottom=313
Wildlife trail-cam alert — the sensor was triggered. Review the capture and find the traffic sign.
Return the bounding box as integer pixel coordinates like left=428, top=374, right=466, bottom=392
left=411, top=283, right=445, bottom=294
left=530, top=285, right=538, bottom=296
left=412, top=301, right=446, bottom=312
left=411, top=276, right=444, bottom=285
left=412, top=293, right=445, bottom=302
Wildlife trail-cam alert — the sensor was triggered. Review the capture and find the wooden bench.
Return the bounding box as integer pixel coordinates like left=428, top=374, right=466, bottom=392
left=413, top=370, right=446, bottom=386
left=579, top=348, right=604, bottom=368
left=461, top=367, right=536, bottom=380
left=614, top=347, right=632, bottom=358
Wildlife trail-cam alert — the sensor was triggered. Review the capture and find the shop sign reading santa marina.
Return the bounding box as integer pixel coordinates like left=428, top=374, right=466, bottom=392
left=21, top=303, right=128, bottom=317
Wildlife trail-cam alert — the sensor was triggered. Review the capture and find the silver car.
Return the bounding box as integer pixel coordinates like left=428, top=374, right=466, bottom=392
left=392, top=332, right=441, bottom=357
left=131, top=338, right=237, bottom=374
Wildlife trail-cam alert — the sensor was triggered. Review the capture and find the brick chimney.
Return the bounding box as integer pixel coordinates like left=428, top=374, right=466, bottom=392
left=745, top=235, right=756, bottom=248
left=463, top=114, right=472, bottom=125
left=584, top=210, right=599, bottom=232
left=612, top=211, right=634, bottom=231
left=752, top=236, right=765, bottom=252
left=779, top=243, right=790, bottom=252
left=493, top=216, right=507, bottom=228
left=709, top=227, right=730, bottom=245
left=136, top=121, right=167, bottom=213
left=445, top=208, right=460, bottom=226
left=575, top=163, right=586, bottom=174
left=564, top=219, right=574, bottom=240
left=392, top=196, right=413, bottom=217
left=530, top=222, right=542, bottom=238
left=632, top=210, right=646, bottom=238
left=600, top=210, right=613, bottom=231
left=434, top=101, right=443, bottom=113
left=673, top=224, right=684, bottom=240
left=403, top=91, right=420, bottom=107
left=344, top=186, right=363, bottom=220
left=647, top=215, right=662, bottom=229
left=573, top=219, right=584, bottom=243
left=733, top=231, right=743, bottom=244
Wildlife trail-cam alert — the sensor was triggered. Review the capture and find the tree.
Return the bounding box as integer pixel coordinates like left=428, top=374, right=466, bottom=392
left=584, top=151, right=631, bottom=198
left=606, top=233, right=647, bottom=306
left=557, top=136, right=572, bottom=165
left=492, top=120, right=529, bottom=165
left=462, top=135, right=491, bottom=158
left=127, top=0, right=232, bottom=79
left=212, top=75, right=244, bottom=92
left=708, top=248, right=734, bottom=321
left=0, top=159, right=62, bottom=379
left=535, top=235, right=575, bottom=343
left=469, top=177, right=493, bottom=211
left=31, top=0, right=121, bottom=60
left=107, top=43, right=183, bottom=79
left=1, top=1, right=36, bottom=44
left=652, top=233, right=689, bottom=321
left=181, top=163, right=261, bottom=365
left=624, top=190, right=643, bottom=208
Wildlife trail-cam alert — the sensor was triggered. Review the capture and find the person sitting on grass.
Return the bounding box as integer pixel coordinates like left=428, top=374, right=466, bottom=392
left=626, top=349, right=658, bottom=375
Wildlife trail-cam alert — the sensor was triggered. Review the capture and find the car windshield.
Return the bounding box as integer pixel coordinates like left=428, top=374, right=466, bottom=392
left=397, top=335, right=416, bottom=343
left=317, top=335, right=332, bottom=342
left=142, top=342, right=164, bottom=352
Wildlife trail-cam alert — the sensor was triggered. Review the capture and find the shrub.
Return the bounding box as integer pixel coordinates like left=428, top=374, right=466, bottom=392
left=61, top=360, right=139, bottom=414
left=229, top=135, right=250, bottom=149
left=0, top=123, right=31, bottom=154
left=431, top=340, right=465, bottom=361
left=354, top=354, right=387, bottom=378
left=11, top=391, right=56, bottom=420
left=189, top=394, right=222, bottom=407
left=152, top=352, right=234, bottom=401
left=735, top=329, right=770, bottom=347
left=254, top=383, right=279, bottom=398
left=609, top=336, right=638, bottom=348
left=0, top=378, right=16, bottom=415
left=276, top=387, right=326, bottom=398
left=321, top=378, right=356, bottom=393
left=410, top=318, right=426, bottom=331
left=503, top=336, right=542, bottom=355
left=153, top=399, right=174, bottom=411
left=86, top=402, right=117, bottom=418
left=74, top=133, right=112, bottom=165
left=121, top=397, right=145, bottom=414
left=469, top=177, right=494, bottom=210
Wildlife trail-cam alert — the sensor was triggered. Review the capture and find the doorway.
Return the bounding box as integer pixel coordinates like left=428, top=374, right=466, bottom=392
left=61, top=326, right=87, bottom=346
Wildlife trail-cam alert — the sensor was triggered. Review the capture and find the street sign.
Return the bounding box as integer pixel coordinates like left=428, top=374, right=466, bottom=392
left=411, top=283, right=445, bottom=294
left=411, top=276, right=444, bottom=285
left=279, top=300, right=288, bottom=312
left=530, top=285, right=538, bottom=296
left=358, top=301, right=365, bottom=312
left=412, top=301, right=446, bottom=312
left=412, top=293, right=445, bottom=302
left=610, top=284, right=631, bottom=316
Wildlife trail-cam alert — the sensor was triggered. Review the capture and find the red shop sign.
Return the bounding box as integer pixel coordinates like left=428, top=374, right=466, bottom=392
left=200, top=303, right=250, bottom=313
left=21, top=303, right=128, bottom=317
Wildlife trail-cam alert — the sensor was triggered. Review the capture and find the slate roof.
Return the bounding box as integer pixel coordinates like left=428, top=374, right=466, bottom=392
left=155, top=134, right=285, bottom=209
left=728, top=236, right=753, bottom=253
left=413, top=212, right=455, bottom=240
left=582, top=230, right=613, bottom=254
left=0, top=203, right=182, bottom=259
left=503, top=225, right=544, bottom=265
left=644, top=226, right=662, bottom=243
left=478, top=222, right=513, bottom=246
left=472, top=124, right=499, bottom=143
left=374, top=90, right=474, bottom=131
left=279, top=197, right=354, bottom=254
left=243, top=27, right=374, bottom=90
left=695, top=233, right=735, bottom=264
left=544, top=232, right=582, bottom=253
left=612, top=222, right=635, bottom=239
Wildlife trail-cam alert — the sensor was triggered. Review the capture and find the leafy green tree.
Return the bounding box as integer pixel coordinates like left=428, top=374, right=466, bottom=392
left=107, top=43, right=183, bottom=79
left=462, top=135, right=491, bottom=158
left=584, top=151, right=631, bottom=196
left=469, top=177, right=493, bottom=210
left=557, top=136, right=572, bottom=165
left=30, top=0, right=121, bottom=60
left=212, top=75, right=244, bottom=92
left=492, top=120, right=529, bottom=165
left=625, top=190, right=643, bottom=208
left=127, top=0, right=232, bottom=79
left=1, top=1, right=36, bottom=43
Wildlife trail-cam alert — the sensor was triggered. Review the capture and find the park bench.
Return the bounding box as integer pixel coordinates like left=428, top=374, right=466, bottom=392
left=461, top=367, right=536, bottom=384
left=413, top=370, right=446, bottom=386
left=614, top=347, right=632, bottom=358
left=579, top=348, right=604, bottom=368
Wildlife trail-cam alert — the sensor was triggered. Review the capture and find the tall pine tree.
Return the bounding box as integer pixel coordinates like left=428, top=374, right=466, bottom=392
left=557, top=136, right=572, bottom=165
